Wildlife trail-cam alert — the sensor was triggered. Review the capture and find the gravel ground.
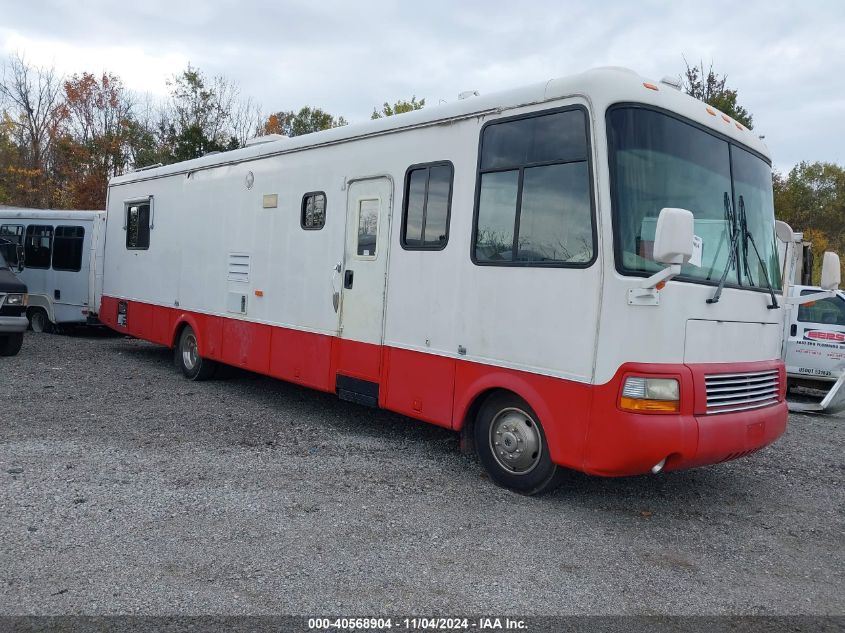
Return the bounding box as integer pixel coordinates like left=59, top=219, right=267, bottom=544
left=0, top=331, right=843, bottom=616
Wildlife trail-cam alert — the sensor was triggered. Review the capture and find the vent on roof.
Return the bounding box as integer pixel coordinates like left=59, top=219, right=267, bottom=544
left=245, top=134, right=287, bottom=147
left=228, top=253, right=250, bottom=283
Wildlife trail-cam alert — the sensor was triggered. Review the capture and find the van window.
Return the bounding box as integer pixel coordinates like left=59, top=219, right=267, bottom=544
left=52, top=225, right=85, bottom=272
left=798, top=291, right=845, bottom=326
left=301, top=192, right=326, bottom=230
left=473, top=107, right=595, bottom=266
left=126, top=202, right=151, bottom=249
left=0, top=224, right=24, bottom=245
left=24, top=225, right=53, bottom=269
left=402, top=162, right=453, bottom=250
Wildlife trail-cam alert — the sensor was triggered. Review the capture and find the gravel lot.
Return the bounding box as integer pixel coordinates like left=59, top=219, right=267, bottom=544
left=1, top=331, right=843, bottom=616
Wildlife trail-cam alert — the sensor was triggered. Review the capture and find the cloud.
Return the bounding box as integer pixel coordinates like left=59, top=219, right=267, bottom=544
left=1, top=0, right=843, bottom=169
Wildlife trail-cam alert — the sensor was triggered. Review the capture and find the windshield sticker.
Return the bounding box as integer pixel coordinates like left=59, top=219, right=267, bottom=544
left=688, top=235, right=703, bottom=267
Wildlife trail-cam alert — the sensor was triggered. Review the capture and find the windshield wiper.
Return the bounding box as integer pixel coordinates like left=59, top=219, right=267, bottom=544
left=738, top=195, right=779, bottom=309
left=706, top=192, right=741, bottom=304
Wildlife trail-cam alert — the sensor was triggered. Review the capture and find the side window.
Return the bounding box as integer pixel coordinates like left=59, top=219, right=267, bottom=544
left=0, top=224, right=23, bottom=268
left=126, top=201, right=151, bottom=249
left=473, top=108, right=595, bottom=266
left=301, top=192, right=326, bottom=230
left=798, top=291, right=845, bottom=326
left=24, top=225, right=53, bottom=269
left=402, top=162, right=453, bottom=250
left=0, top=224, right=24, bottom=245
left=52, top=226, right=85, bottom=272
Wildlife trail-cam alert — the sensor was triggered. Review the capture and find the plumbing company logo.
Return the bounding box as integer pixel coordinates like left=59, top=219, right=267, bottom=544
left=804, top=329, right=845, bottom=344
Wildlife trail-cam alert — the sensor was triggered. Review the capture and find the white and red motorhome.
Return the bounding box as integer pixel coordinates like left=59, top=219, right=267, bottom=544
left=98, top=68, right=793, bottom=493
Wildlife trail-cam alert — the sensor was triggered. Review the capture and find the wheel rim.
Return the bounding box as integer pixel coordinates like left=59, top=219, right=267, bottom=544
left=31, top=312, right=46, bottom=333
left=489, top=407, right=543, bottom=475
left=182, top=332, right=199, bottom=371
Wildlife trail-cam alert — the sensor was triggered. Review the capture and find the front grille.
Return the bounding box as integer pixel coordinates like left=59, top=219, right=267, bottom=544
left=705, top=370, right=780, bottom=414
left=0, top=305, right=25, bottom=317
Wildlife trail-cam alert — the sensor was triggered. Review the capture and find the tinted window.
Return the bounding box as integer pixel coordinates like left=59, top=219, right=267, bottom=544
left=0, top=224, right=23, bottom=268
left=798, top=291, right=845, bottom=326
left=402, top=162, right=453, bottom=249
left=301, top=192, right=326, bottom=230
left=0, top=224, right=23, bottom=245
left=126, top=202, right=150, bottom=249
left=25, top=225, right=53, bottom=269
left=474, top=108, right=594, bottom=265
left=52, top=225, right=85, bottom=271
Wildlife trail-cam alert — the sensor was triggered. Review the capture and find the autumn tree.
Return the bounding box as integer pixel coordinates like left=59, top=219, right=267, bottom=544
left=681, top=59, right=753, bottom=129
left=262, top=106, right=347, bottom=137
left=0, top=53, right=63, bottom=206
left=52, top=71, right=135, bottom=208
left=371, top=96, right=425, bottom=119
left=774, top=162, right=845, bottom=282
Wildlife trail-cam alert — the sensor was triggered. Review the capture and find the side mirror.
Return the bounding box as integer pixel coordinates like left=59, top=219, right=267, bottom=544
left=653, top=208, right=694, bottom=265
left=821, top=251, right=841, bottom=291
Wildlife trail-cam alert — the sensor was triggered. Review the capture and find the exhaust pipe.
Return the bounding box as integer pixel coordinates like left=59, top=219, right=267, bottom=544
left=651, top=458, right=667, bottom=474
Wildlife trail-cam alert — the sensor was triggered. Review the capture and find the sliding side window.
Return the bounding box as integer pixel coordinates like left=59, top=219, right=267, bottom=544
left=301, top=192, right=327, bottom=230
left=52, top=226, right=85, bottom=272
left=402, top=162, right=453, bottom=250
left=24, top=225, right=53, bottom=269
left=473, top=107, right=595, bottom=266
left=126, top=200, right=151, bottom=249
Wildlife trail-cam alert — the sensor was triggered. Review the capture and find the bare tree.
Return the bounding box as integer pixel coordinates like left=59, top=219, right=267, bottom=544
left=0, top=53, right=63, bottom=205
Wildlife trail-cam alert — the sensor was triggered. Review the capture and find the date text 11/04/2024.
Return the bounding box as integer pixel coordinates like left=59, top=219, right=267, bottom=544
left=307, top=617, right=528, bottom=630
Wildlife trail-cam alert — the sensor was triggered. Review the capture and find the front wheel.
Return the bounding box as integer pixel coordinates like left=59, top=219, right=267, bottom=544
left=474, top=392, right=565, bottom=495
left=0, top=333, right=24, bottom=356
left=28, top=308, right=53, bottom=333
left=175, top=326, right=217, bottom=380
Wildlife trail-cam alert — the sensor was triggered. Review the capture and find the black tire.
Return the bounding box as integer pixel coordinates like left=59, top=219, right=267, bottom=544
left=0, top=333, right=24, bottom=357
left=28, top=308, right=53, bottom=334
left=474, top=391, right=566, bottom=495
left=175, top=326, right=217, bottom=380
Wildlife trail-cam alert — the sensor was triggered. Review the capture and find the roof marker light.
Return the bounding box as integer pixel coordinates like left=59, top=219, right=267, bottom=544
left=721, top=114, right=731, bottom=123
left=735, top=122, right=744, bottom=131
left=706, top=107, right=716, bottom=116
left=643, top=82, right=659, bottom=91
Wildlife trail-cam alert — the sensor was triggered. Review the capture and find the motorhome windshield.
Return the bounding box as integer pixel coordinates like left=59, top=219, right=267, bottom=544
left=608, top=106, right=781, bottom=291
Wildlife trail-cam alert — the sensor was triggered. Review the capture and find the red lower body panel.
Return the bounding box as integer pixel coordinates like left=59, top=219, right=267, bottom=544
left=99, top=296, right=788, bottom=477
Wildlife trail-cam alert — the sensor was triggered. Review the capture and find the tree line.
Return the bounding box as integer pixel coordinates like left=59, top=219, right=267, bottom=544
left=1, top=53, right=842, bottom=282
left=0, top=53, right=423, bottom=210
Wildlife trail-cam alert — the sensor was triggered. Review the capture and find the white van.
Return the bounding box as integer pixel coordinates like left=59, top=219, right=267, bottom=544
left=784, top=284, right=845, bottom=386
left=0, top=208, right=105, bottom=331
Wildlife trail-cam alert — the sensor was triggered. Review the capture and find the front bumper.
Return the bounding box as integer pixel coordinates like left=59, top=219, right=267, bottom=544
left=580, top=359, right=787, bottom=476
left=0, top=315, right=28, bottom=334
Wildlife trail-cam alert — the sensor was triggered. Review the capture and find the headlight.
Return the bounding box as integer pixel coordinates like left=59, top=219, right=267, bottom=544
left=620, top=377, right=680, bottom=412
left=4, top=293, right=27, bottom=307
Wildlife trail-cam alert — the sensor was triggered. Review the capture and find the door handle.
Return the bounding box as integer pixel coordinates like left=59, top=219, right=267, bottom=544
left=790, top=324, right=797, bottom=337
left=344, top=270, right=354, bottom=289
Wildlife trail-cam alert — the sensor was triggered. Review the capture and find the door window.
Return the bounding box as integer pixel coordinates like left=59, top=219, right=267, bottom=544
left=798, top=291, right=845, bottom=326
left=356, top=199, right=380, bottom=258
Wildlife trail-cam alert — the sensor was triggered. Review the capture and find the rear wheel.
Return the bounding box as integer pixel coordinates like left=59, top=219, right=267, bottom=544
left=474, top=392, right=565, bottom=495
left=0, top=333, right=24, bottom=356
left=175, top=325, right=217, bottom=380
left=28, top=308, right=52, bottom=334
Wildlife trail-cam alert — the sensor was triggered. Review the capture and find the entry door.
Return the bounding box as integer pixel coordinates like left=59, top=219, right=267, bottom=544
left=339, top=178, right=393, bottom=346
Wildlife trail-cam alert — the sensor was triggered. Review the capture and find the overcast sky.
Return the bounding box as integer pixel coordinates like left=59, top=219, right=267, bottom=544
left=2, top=0, right=842, bottom=172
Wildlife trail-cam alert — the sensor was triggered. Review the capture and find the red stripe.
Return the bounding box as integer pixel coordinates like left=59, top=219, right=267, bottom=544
left=99, top=296, right=788, bottom=476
